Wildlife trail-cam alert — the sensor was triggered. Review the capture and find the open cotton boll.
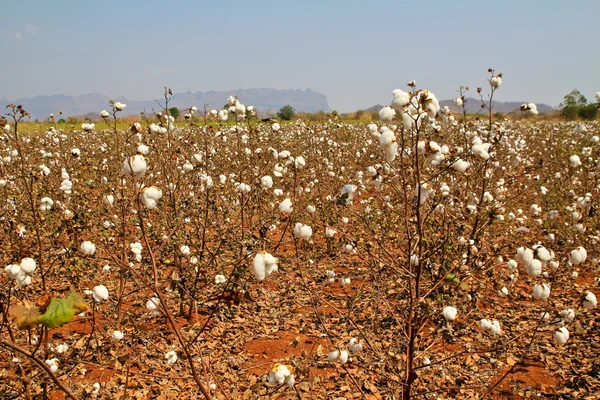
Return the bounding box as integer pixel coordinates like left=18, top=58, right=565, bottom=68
left=165, top=350, right=178, bottom=365
left=80, top=241, right=96, bottom=256
left=490, top=75, right=502, bottom=88
left=20, top=258, right=36, bottom=274
left=450, top=158, right=470, bottom=173
left=146, top=297, right=160, bottom=315
left=453, top=97, right=463, bottom=107
left=583, top=291, right=597, bottom=309
left=327, top=350, right=339, bottom=362
left=554, top=327, right=569, bottom=345
left=569, top=246, right=587, bottom=265
left=569, top=155, right=582, bottom=167
left=293, top=223, right=312, bottom=242
left=252, top=252, right=278, bottom=282
left=379, top=106, right=396, bottom=122
left=114, top=102, right=126, bottom=111
left=140, top=186, right=162, bottom=209
left=348, top=338, right=363, bottom=354
left=415, top=183, right=433, bottom=205
left=533, top=283, right=551, bottom=300
left=525, top=259, right=542, bottom=277
left=214, top=274, right=226, bottom=284
left=40, top=197, right=54, bottom=211
left=81, top=123, right=95, bottom=132
left=122, top=155, right=147, bottom=179
left=112, top=330, right=124, bottom=341
left=279, top=198, right=293, bottom=213
left=341, top=184, right=357, bottom=202
left=261, top=175, right=273, bottom=189
left=92, top=285, right=109, bottom=302
left=45, top=358, right=59, bottom=373
left=267, top=364, right=294, bottom=387
left=516, top=247, right=534, bottom=266
left=391, top=89, right=411, bottom=110
left=442, top=306, right=457, bottom=321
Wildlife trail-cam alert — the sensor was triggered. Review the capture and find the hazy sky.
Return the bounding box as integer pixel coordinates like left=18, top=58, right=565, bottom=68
left=2, top=0, right=599, bottom=112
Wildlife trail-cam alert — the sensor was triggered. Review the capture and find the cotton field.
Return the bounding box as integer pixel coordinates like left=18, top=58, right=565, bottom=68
left=1, top=79, right=599, bottom=399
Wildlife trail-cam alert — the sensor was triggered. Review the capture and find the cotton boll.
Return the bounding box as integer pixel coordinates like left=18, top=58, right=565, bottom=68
left=293, top=223, right=312, bottom=241
left=453, top=97, right=463, bottom=107
left=279, top=198, right=293, bottom=213
left=442, top=306, right=457, bottom=321
left=252, top=252, right=278, bottom=281
left=19, top=258, right=36, bottom=274
left=583, top=291, right=597, bottom=309
left=45, top=358, right=59, bottom=373
left=122, top=155, right=147, bottom=179
left=554, top=327, right=569, bottom=345
left=325, top=227, right=337, bottom=238
left=497, top=287, right=509, bottom=297
left=112, top=330, right=124, bottom=341
left=379, top=106, right=396, bottom=122
left=146, top=297, right=160, bottom=314
left=569, top=155, right=582, bottom=167
left=569, top=246, right=587, bottom=265
left=80, top=241, right=96, bottom=256
left=306, top=205, right=316, bottom=213
left=114, top=102, right=126, bottom=111
left=479, top=319, right=492, bottom=330
left=348, top=338, right=363, bottom=354
left=180, top=245, right=191, bottom=256
left=92, top=285, right=109, bottom=302
left=516, top=247, right=534, bottom=266
left=165, top=350, right=178, bottom=365
left=261, top=175, right=273, bottom=189
left=450, top=158, right=470, bottom=173
left=339, top=350, right=349, bottom=365
left=525, top=259, right=542, bottom=277
left=559, top=309, right=575, bottom=323
left=490, top=75, right=502, bottom=88
left=214, top=274, right=226, bottom=284
left=532, top=283, right=550, bottom=301
left=327, top=350, right=339, bottom=362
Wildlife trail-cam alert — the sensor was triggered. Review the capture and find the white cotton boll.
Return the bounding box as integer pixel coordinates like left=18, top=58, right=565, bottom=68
left=348, top=338, right=363, bottom=354
left=236, top=183, right=251, bottom=193
left=252, top=252, right=278, bottom=281
left=490, top=75, right=502, bottom=88
left=80, top=241, right=96, bottom=256
left=554, top=327, right=569, bottom=345
left=379, top=106, right=396, bottom=122
left=140, top=186, right=162, bottom=209
left=270, top=122, right=281, bottom=132
left=6, top=264, right=22, bottom=280
left=100, top=110, right=109, bottom=118
left=146, top=297, right=160, bottom=312
left=261, top=175, right=273, bottom=189
left=489, top=320, right=502, bottom=335
left=273, top=188, right=283, bottom=197
left=114, top=102, right=126, bottom=111
left=45, top=358, right=59, bottom=373
left=453, top=97, right=463, bottom=107
left=325, top=227, right=337, bottom=238
left=165, top=350, right=178, bottom=365
left=217, top=109, right=228, bottom=121
left=122, top=155, right=147, bottom=179
left=285, top=374, right=295, bottom=388
left=525, top=259, right=543, bottom=277
left=103, top=194, right=114, bottom=207
left=442, top=306, right=457, bottom=321
left=516, top=247, right=534, bottom=266
left=410, top=254, right=419, bottom=266
left=559, top=309, right=575, bottom=323
left=533, top=283, right=550, bottom=300
left=20, top=258, right=36, bottom=274
left=279, top=198, right=293, bottom=213
left=179, top=245, right=191, bottom=256
left=391, top=89, right=411, bottom=109
left=569, top=155, right=582, bottom=167
left=415, top=183, right=433, bottom=204
left=214, top=274, right=226, bottom=284
left=583, top=291, right=597, bottom=309
left=293, top=223, right=312, bottom=241
left=92, top=285, right=109, bottom=302
left=479, top=319, right=492, bottom=330
left=294, top=156, right=306, bottom=169
left=507, top=259, right=518, bottom=271
left=450, top=158, right=470, bottom=173
left=341, top=184, right=357, bottom=202
left=569, top=246, right=587, bottom=265
left=112, top=330, right=124, bottom=341
left=339, top=350, right=349, bottom=365
left=81, top=123, right=95, bottom=132
left=328, top=350, right=340, bottom=362
left=497, top=287, right=509, bottom=297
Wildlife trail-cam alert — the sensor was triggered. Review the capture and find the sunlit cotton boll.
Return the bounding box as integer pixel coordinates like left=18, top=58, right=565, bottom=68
left=267, top=364, right=295, bottom=388
left=140, top=186, right=162, bottom=209
left=114, top=102, right=126, bottom=111
left=379, top=106, right=396, bottom=122
left=261, top=175, right=273, bottom=189
left=453, top=97, right=463, bottom=107
left=442, top=306, right=457, bottom=321
left=122, top=155, right=147, bottom=179
left=92, top=285, right=109, bottom=302
left=533, top=283, right=551, bottom=301
left=20, top=258, right=37, bottom=274
left=391, top=89, right=411, bottom=110
left=569, top=155, right=582, bottom=167
left=583, top=291, right=597, bottom=309
left=217, top=109, right=228, bottom=121
left=252, top=252, right=278, bottom=282
left=111, top=330, right=124, bottom=341
left=279, top=198, right=293, bottom=213
left=81, top=123, right=95, bottom=132
left=490, top=75, right=502, bottom=88
left=80, top=241, right=96, bottom=256
left=525, top=259, right=542, bottom=277
left=236, top=183, right=251, bottom=193
left=554, top=327, right=569, bottom=345
left=569, top=246, right=587, bottom=265
left=348, top=338, right=363, bottom=354
left=40, top=197, right=54, bottom=211
left=214, top=274, right=226, bottom=284
left=450, top=158, right=470, bottom=173
left=293, top=223, right=313, bottom=242
left=165, top=350, right=177, bottom=365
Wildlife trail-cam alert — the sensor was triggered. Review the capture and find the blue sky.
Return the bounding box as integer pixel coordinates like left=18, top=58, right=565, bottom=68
left=2, top=0, right=599, bottom=111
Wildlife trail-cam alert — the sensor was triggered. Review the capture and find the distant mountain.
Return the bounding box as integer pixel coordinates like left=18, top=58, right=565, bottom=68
left=3, top=89, right=332, bottom=119
left=363, top=98, right=555, bottom=115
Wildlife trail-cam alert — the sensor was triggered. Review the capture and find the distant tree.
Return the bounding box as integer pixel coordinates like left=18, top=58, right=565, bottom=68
left=58, top=118, right=66, bottom=124
left=560, top=89, right=587, bottom=120
left=277, top=105, right=296, bottom=121
left=169, top=107, right=180, bottom=119
left=578, top=104, right=598, bottom=121
left=331, top=110, right=339, bottom=117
